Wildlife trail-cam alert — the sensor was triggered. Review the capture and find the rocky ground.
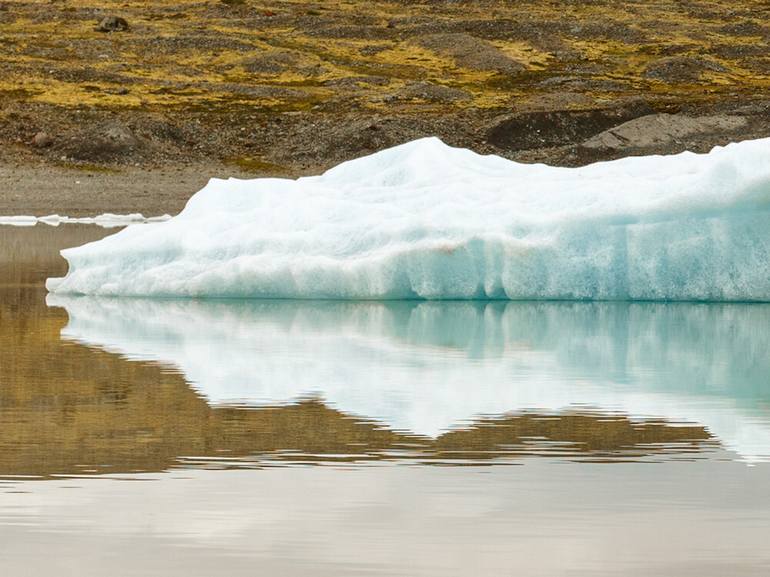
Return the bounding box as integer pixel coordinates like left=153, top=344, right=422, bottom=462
left=0, top=0, right=769, bottom=215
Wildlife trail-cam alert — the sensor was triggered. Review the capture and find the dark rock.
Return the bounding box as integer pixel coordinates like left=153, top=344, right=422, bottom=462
left=487, top=101, right=654, bottom=151
left=31, top=131, right=53, bottom=148
left=95, top=16, right=129, bottom=33
left=643, top=56, right=727, bottom=83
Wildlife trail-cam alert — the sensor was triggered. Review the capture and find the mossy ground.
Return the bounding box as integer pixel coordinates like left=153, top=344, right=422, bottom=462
left=0, top=0, right=768, bottom=172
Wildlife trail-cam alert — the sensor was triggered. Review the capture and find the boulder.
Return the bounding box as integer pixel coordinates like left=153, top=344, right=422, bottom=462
left=579, top=113, right=748, bottom=154
left=31, top=131, right=53, bottom=148
left=60, top=121, right=141, bottom=162
left=96, top=16, right=129, bottom=33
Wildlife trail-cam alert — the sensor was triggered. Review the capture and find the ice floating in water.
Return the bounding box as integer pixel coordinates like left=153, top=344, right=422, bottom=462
left=47, top=137, right=770, bottom=300
left=0, top=213, right=172, bottom=228
left=47, top=297, right=770, bottom=462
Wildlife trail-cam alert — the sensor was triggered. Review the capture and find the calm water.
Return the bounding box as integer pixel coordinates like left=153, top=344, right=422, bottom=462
left=2, top=225, right=770, bottom=576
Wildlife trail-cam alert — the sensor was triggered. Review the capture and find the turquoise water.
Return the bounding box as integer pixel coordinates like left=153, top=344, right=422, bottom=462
left=2, top=225, right=770, bottom=576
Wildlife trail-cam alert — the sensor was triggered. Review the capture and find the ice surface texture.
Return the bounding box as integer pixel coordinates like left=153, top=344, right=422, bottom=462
left=47, top=137, right=770, bottom=300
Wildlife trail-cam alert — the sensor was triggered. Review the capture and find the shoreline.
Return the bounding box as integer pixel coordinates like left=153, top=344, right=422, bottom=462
left=0, top=162, right=252, bottom=217
left=3, top=124, right=770, bottom=216
left=2, top=0, right=769, bottom=216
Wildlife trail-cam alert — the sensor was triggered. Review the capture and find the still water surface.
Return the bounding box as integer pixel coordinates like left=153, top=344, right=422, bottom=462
left=1, top=225, right=770, bottom=576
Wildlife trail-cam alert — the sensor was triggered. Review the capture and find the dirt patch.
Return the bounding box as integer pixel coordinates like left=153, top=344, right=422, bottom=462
left=643, top=56, right=728, bottom=83
left=415, top=33, right=525, bottom=75
left=396, top=81, right=471, bottom=103
left=242, top=51, right=304, bottom=74
left=718, top=20, right=768, bottom=37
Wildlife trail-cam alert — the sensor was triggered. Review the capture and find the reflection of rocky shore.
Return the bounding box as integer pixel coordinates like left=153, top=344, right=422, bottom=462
left=46, top=297, right=770, bottom=463
left=0, top=293, right=715, bottom=478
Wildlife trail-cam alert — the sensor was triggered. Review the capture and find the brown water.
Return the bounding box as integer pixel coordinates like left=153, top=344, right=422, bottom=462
left=2, top=224, right=770, bottom=576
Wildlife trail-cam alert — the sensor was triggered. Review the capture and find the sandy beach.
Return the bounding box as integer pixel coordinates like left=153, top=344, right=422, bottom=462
left=0, top=161, right=249, bottom=216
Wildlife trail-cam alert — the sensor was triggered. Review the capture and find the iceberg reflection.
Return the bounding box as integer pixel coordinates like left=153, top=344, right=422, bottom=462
left=48, top=297, right=770, bottom=462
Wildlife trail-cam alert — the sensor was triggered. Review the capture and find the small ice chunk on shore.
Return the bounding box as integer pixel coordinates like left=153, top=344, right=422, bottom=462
left=47, top=137, right=770, bottom=301
left=0, top=216, right=38, bottom=227
left=0, top=213, right=172, bottom=228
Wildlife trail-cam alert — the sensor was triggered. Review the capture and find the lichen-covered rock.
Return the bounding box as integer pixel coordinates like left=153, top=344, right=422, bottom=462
left=95, top=16, right=129, bottom=33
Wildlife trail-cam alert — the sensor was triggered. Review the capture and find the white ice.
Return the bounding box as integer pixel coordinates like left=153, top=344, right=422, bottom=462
left=0, top=213, right=172, bottom=228
left=46, top=137, right=770, bottom=300
left=47, top=297, right=770, bottom=462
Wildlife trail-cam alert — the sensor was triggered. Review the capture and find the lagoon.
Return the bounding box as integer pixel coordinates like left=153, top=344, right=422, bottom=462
left=2, top=224, right=770, bottom=576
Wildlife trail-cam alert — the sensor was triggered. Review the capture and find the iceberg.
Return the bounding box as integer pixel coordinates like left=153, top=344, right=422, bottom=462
left=47, top=297, right=770, bottom=462
left=47, top=137, right=770, bottom=300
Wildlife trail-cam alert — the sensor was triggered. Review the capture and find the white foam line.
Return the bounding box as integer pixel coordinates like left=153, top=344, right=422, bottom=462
left=0, top=213, right=172, bottom=228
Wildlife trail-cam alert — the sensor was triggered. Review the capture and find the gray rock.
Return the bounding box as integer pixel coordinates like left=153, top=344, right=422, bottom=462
left=61, top=121, right=141, bottom=162
left=31, top=131, right=53, bottom=148
left=580, top=113, right=748, bottom=152
left=96, top=16, right=129, bottom=33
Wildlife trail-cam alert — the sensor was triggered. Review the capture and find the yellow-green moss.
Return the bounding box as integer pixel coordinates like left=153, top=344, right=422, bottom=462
left=2, top=0, right=768, bottom=116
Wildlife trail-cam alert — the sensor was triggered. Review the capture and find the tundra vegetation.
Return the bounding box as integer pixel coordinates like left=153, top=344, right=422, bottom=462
left=0, top=0, right=768, bottom=211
